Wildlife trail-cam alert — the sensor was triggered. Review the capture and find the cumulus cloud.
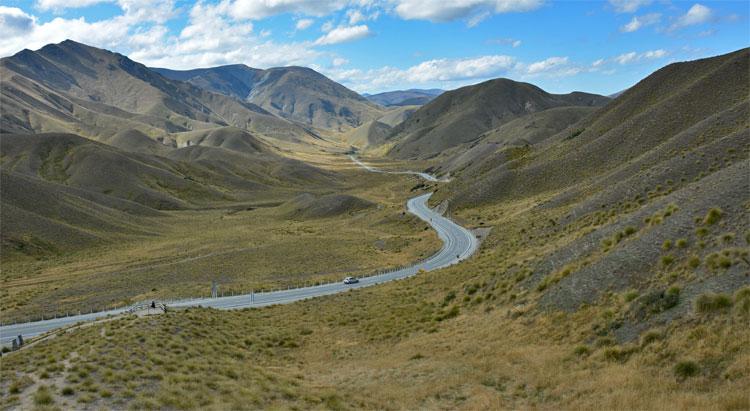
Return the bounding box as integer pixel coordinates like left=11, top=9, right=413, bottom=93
left=0, top=7, right=35, bottom=37
left=0, top=7, right=134, bottom=56
left=609, top=0, right=651, bottom=13
left=229, top=0, right=348, bottom=20
left=614, top=49, right=666, bottom=64
left=314, top=24, right=371, bottom=45
left=525, top=56, right=570, bottom=74
left=325, top=54, right=520, bottom=92
left=295, top=18, right=313, bottom=30
left=130, top=1, right=320, bottom=69
left=670, top=3, right=711, bottom=31
left=393, top=0, right=543, bottom=24
left=620, top=13, right=660, bottom=32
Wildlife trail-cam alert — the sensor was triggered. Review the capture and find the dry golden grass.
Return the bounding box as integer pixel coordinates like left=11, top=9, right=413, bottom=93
left=0, top=164, right=440, bottom=323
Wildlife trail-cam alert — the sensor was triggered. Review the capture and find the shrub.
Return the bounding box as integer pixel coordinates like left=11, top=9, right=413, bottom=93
left=61, top=386, right=75, bottom=396
left=734, top=287, right=750, bottom=316
left=442, top=291, right=456, bottom=305
left=603, top=347, right=633, bottom=363
left=722, top=233, right=735, bottom=243
left=662, top=240, right=673, bottom=250
left=676, top=239, right=688, bottom=248
left=33, top=386, right=54, bottom=406
left=687, top=255, right=701, bottom=268
left=641, top=330, right=662, bottom=347
left=674, top=361, right=700, bottom=379
left=624, top=226, right=637, bottom=236
left=695, top=227, right=709, bottom=237
left=703, top=208, right=723, bottom=225
left=624, top=290, right=639, bottom=302
left=661, top=254, right=675, bottom=266
left=695, top=293, right=733, bottom=313
left=573, top=345, right=590, bottom=356
left=595, top=337, right=616, bottom=347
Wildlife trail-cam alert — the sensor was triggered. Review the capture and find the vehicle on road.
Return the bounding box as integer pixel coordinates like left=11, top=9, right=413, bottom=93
left=343, top=276, right=359, bottom=284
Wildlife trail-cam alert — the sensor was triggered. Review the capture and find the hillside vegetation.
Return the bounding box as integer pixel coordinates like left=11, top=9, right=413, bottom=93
left=1, top=46, right=748, bottom=410
left=386, top=78, right=609, bottom=159
left=0, top=41, right=320, bottom=146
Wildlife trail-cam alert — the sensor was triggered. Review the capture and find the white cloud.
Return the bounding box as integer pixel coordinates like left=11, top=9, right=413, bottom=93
left=641, top=49, right=666, bottom=59
left=332, top=57, right=349, bottom=66
left=0, top=7, right=35, bottom=37
left=314, top=24, right=371, bottom=45
left=295, top=18, right=313, bottom=30
left=0, top=6, right=136, bottom=56
left=406, top=55, right=516, bottom=82
left=325, top=54, right=520, bottom=92
left=229, top=0, right=348, bottom=20
left=321, top=20, right=334, bottom=32
left=526, top=56, right=569, bottom=74
left=488, top=37, right=522, bottom=48
left=393, top=0, right=543, bottom=24
left=347, top=9, right=365, bottom=24
left=591, top=58, right=605, bottom=68
left=35, top=0, right=110, bottom=11
left=608, top=0, right=651, bottom=13
left=670, top=3, right=711, bottom=31
left=620, top=12, right=660, bottom=32
left=129, top=1, right=321, bottom=69
left=614, top=49, right=666, bottom=64
left=615, top=51, right=637, bottom=64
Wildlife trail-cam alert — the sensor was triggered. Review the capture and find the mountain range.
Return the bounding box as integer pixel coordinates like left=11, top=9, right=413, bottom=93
left=153, top=65, right=384, bottom=131
left=364, top=88, right=444, bottom=106
left=1, top=40, right=748, bottom=410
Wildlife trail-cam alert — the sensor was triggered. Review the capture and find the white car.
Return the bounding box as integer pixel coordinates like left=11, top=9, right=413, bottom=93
left=343, top=276, right=359, bottom=284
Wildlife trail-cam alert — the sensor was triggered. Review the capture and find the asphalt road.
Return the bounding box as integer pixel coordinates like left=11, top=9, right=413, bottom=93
left=349, top=155, right=450, bottom=182
left=0, top=164, right=477, bottom=345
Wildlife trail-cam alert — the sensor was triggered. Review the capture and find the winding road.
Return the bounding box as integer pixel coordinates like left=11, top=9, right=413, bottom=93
left=0, top=158, right=477, bottom=345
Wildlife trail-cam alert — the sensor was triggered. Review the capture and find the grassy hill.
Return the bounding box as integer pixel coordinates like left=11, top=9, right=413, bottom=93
left=0, top=40, right=318, bottom=145
left=1, top=49, right=748, bottom=410
left=386, top=78, right=609, bottom=159
left=154, top=65, right=385, bottom=132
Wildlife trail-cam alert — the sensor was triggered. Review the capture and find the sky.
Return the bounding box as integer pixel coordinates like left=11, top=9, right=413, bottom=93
left=0, top=0, right=747, bottom=95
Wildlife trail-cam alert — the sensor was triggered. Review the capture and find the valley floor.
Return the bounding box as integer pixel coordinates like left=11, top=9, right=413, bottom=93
left=0, top=158, right=440, bottom=323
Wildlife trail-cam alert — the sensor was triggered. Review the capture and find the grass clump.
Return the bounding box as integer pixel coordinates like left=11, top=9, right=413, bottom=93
left=702, top=208, right=723, bottom=225
left=61, top=386, right=75, bottom=396
left=661, top=254, right=675, bottom=266
left=624, top=290, right=639, bottom=302
left=33, top=386, right=54, bottom=406
left=695, top=293, right=733, bottom=314
left=573, top=345, right=590, bottom=357
left=687, top=255, right=701, bottom=268
left=674, top=361, right=700, bottom=379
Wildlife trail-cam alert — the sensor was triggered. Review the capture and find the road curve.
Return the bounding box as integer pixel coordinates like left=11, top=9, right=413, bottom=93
left=1, top=165, right=476, bottom=344
left=349, top=155, right=450, bottom=182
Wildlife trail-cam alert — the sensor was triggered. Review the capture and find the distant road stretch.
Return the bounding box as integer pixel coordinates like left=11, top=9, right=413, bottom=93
left=0, top=160, right=476, bottom=344
left=349, top=155, right=450, bottom=182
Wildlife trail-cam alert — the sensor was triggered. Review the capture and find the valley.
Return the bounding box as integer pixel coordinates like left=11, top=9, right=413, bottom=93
left=0, top=36, right=748, bottom=411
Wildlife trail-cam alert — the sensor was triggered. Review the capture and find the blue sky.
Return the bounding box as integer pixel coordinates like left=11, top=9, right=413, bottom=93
left=0, top=0, right=747, bottom=95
